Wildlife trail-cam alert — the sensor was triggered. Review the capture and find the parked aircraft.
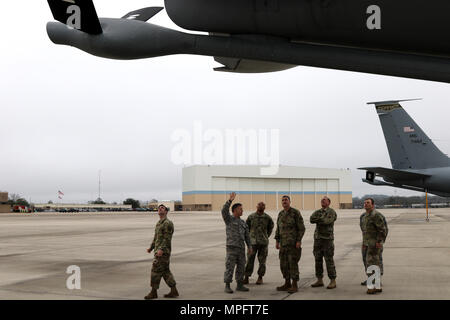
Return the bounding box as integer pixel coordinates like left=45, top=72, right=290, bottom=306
left=360, top=99, right=450, bottom=197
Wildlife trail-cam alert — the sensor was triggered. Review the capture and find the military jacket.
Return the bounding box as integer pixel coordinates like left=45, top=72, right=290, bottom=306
left=360, top=209, right=388, bottom=247
left=246, top=212, right=274, bottom=246
left=150, top=217, right=174, bottom=254
left=275, top=207, right=306, bottom=247
left=222, top=200, right=251, bottom=249
left=310, top=207, right=337, bottom=240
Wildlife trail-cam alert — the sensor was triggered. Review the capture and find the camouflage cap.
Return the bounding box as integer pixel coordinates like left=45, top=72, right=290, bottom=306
left=158, top=204, right=169, bottom=212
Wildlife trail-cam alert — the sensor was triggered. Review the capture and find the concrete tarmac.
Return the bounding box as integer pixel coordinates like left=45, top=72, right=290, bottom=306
left=0, top=208, right=449, bottom=300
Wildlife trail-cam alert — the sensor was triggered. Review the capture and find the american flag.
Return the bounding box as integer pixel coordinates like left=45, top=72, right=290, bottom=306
left=58, top=190, right=64, bottom=196
left=403, top=126, right=415, bottom=133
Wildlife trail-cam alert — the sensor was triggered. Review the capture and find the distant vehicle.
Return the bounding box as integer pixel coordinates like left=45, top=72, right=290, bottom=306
left=13, top=205, right=28, bottom=213
left=360, top=99, right=450, bottom=197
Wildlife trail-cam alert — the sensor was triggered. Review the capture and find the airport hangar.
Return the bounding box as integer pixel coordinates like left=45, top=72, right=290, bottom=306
left=182, top=165, right=352, bottom=211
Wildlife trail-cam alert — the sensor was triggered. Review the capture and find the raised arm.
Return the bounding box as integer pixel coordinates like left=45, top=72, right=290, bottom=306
left=221, top=200, right=232, bottom=224
left=221, top=192, right=236, bottom=224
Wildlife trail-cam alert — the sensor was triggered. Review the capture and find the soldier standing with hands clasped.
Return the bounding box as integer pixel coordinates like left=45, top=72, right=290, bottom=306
left=275, top=195, right=305, bottom=293
left=221, top=192, right=253, bottom=294
left=360, top=198, right=387, bottom=294
left=144, top=204, right=179, bottom=300
left=243, top=201, right=274, bottom=285
left=310, top=196, right=337, bottom=289
left=360, top=204, right=388, bottom=286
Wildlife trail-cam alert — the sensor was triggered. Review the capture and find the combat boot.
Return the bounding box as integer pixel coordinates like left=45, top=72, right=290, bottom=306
left=276, top=279, right=291, bottom=291
left=376, top=279, right=383, bottom=293
left=287, top=280, right=298, bottom=293
left=224, top=283, right=234, bottom=294
left=311, top=277, right=324, bottom=288
left=367, top=288, right=377, bottom=294
left=327, top=279, right=337, bottom=289
left=243, top=275, right=249, bottom=284
left=164, top=286, right=179, bottom=298
left=144, top=288, right=158, bottom=300
left=256, top=276, right=263, bottom=285
left=236, top=281, right=250, bottom=292
left=361, top=280, right=367, bottom=286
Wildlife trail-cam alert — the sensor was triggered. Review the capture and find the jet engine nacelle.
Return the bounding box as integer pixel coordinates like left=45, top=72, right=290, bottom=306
left=47, top=18, right=196, bottom=60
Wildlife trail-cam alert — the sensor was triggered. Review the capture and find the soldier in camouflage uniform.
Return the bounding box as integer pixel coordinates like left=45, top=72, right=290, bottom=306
left=310, top=196, right=337, bottom=289
left=360, top=198, right=387, bottom=294
left=222, top=192, right=252, bottom=294
left=243, top=202, right=274, bottom=285
left=360, top=206, right=388, bottom=286
left=275, top=195, right=306, bottom=293
left=144, top=204, right=179, bottom=300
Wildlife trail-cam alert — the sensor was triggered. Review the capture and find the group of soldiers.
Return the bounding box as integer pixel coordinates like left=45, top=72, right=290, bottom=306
left=144, top=193, right=388, bottom=299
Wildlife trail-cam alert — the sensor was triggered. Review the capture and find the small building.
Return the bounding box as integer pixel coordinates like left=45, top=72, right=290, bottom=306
left=182, top=165, right=352, bottom=211
left=0, top=192, right=11, bottom=213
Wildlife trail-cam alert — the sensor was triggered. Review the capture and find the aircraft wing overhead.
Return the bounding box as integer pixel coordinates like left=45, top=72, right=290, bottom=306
left=358, top=167, right=431, bottom=181
left=45, top=0, right=450, bottom=83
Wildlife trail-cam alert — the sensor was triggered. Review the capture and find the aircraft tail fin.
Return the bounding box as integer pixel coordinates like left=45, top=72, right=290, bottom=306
left=368, top=99, right=449, bottom=169
left=47, top=0, right=102, bottom=35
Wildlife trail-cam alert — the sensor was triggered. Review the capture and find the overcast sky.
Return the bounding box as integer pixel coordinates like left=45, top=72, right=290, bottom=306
left=1, top=1, right=449, bottom=204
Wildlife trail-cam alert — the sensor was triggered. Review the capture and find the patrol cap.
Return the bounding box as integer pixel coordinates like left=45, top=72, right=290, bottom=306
left=158, top=204, right=169, bottom=212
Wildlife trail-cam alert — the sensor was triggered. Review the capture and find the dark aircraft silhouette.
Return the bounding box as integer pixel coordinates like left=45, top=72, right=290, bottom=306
left=360, top=100, right=450, bottom=197
left=46, top=0, right=450, bottom=82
